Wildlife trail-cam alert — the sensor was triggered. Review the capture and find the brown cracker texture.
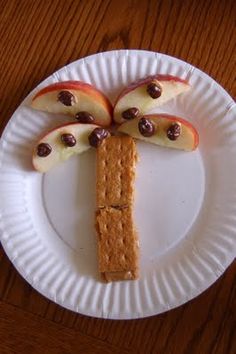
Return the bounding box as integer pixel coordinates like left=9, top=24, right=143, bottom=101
left=96, top=206, right=139, bottom=276
left=96, top=135, right=137, bottom=207
left=96, top=135, right=139, bottom=282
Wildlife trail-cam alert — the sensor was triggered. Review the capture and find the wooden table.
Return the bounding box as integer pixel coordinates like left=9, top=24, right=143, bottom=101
left=0, top=1, right=235, bottom=353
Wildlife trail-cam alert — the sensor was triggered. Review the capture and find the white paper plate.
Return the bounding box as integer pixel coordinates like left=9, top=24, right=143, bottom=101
left=0, top=50, right=235, bottom=319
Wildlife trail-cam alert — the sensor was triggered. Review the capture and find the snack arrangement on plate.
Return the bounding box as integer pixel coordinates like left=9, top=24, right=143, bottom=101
left=31, top=75, right=199, bottom=282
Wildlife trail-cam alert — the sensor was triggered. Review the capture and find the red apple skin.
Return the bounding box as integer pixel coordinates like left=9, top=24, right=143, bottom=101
left=118, top=114, right=199, bottom=151
left=114, top=74, right=190, bottom=106
left=33, top=121, right=89, bottom=142
left=32, top=121, right=99, bottom=171
left=151, top=114, right=199, bottom=150
left=32, top=81, right=113, bottom=126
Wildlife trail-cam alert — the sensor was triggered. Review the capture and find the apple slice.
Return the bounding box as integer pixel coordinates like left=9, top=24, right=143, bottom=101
left=113, top=75, right=190, bottom=123
left=118, top=114, right=199, bottom=151
left=31, top=81, right=113, bottom=127
left=32, top=122, right=109, bottom=172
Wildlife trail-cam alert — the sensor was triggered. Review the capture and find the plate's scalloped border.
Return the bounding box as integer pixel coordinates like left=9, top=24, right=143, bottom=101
left=0, top=50, right=235, bottom=319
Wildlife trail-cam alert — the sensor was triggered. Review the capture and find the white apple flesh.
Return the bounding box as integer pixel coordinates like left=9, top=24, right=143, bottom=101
left=32, top=122, right=100, bottom=172
left=31, top=81, right=113, bottom=127
left=118, top=114, right=199, bottom=151
left=113, top=75, right=190, bottom=124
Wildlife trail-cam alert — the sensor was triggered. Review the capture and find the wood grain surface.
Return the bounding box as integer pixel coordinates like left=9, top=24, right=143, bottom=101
left=0, top=0, right=235, bottom=353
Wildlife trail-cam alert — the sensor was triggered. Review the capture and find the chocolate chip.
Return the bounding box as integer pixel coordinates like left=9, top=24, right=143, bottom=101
left=146, top=81, right=162, bottom=99
left=37, top=143, right=52, bottom=157
left=122, top=107, right=140, bottom=120
left=75, top=111, right=95, bottom=123
left=138, top=117, right=155, bottom=137
left=61, top=133, right=76, bottom=147
left=57, top=91, right=76, bottom=106
left=88, top=128, right=109, bottom=148
left=167, top=123, right=181, bottom=140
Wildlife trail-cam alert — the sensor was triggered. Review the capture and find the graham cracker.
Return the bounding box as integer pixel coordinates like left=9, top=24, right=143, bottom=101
left=96, top=206, right=139, bottom=281
left=96, top=135, right=137, bottom=208
left=95, top=135, right=139, bottom=282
